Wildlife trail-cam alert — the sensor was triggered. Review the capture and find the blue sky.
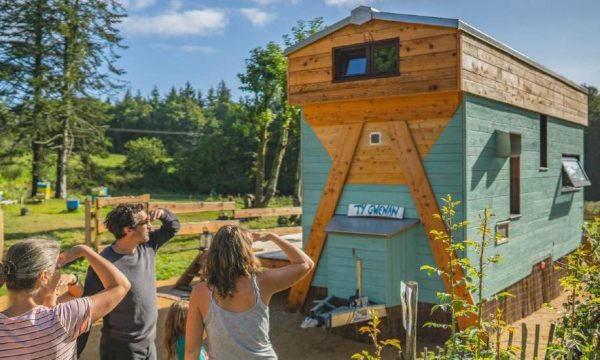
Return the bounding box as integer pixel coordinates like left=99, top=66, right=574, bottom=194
left=117, top=0, right=600, bottom=100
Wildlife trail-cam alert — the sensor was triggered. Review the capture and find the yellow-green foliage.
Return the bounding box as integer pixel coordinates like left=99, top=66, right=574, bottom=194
left=351, top=310, right=401, bottom=360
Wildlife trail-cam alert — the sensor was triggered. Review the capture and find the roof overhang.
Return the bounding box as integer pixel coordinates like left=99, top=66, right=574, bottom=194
left=284, top=6, right=586, bottom=94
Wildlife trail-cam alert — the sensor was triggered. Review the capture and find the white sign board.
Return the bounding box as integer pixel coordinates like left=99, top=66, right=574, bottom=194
left=347, top=203, right=404, bottom=219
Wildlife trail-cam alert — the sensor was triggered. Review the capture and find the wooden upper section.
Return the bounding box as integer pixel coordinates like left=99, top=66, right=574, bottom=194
left=288, top=20, right=459, bottom=105
left=460, top=33, right=587, bottom=125
left=287, top=16, right=587, bottom=126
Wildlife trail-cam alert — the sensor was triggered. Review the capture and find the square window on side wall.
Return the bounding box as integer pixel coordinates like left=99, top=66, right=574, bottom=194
left=495, top=221, right=510, bottom=245
left=561, top=155, right=591, bottom=192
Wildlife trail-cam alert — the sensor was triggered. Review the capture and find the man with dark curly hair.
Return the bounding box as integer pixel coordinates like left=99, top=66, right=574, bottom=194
left=77, top=203, right=180, bottom=360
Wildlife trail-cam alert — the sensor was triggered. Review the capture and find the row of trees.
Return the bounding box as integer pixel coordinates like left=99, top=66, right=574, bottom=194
left=0, top=0, right=324, bottom=206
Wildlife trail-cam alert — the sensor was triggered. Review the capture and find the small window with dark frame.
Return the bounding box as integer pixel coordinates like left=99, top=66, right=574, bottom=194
left=540, top=115, right=548, bottom=168
left=334, top=38, right=399, bottom=81
left=561, top=155, right=591, bottom=191
left=510, top=134, right=521, bottom=216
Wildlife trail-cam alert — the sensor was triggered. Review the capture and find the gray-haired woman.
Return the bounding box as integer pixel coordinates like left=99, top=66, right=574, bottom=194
left=0, top=239, right=131, bottom=359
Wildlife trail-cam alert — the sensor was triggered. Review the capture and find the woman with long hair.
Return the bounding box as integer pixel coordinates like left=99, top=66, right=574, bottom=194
left=0, top=239, right=130, bottom=359
left=185, top=226, right=313, bottom=360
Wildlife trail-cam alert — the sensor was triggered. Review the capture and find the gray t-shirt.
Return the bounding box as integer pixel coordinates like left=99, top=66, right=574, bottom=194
left=77, top=210, right=179, bottom=353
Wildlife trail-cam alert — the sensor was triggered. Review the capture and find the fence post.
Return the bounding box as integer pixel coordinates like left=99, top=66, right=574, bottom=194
left=84, top=197, right=92, bottom=246
left=402, top=281, right=418, bottom=360
left=544, top=323, right=555, bottom=360
left=533, top=324, right=540, bottom=359
left=520, top=323, right=528, bottom=360
left=0, top=206, right=4, bottom=261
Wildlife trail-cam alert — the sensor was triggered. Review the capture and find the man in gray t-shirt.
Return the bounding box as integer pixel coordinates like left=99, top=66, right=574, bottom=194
left=77, top=203, right=180, bottom=360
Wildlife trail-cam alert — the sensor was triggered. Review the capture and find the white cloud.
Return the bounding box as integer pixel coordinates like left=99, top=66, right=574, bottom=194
left=240, top=8, right=275, bottom=27
left=122, top=9, right=227, bottom=36
left=325, top=0, right=373, bottom=6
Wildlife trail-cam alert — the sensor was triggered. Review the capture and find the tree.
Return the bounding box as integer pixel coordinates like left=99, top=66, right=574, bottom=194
left=0, top=0, right=59, bottom=196
left=584, top=85, right=600, bottom=200
left=238, top=42, right=287, bottom=207
left=124, top=137, right=168, bottom=173
left=52, top=0, right=126, bottom=198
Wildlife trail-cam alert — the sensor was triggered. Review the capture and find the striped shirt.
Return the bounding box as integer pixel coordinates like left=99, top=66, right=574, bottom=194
left=0, top=297, right=91, bottom=359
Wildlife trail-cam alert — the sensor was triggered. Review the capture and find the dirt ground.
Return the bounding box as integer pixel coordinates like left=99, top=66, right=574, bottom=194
left=0, top=277, right=568, bottom=360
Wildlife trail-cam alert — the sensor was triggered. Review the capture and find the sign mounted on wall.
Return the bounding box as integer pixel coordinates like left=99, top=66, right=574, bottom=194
left=347, top=204, right=404, bottom=219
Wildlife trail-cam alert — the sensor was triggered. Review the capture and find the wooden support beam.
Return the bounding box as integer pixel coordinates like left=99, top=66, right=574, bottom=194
left=149, top=201, right=236, bottom=214
left=287, top=122, right=364, bottom=311
left=96, top=194, right=150, bottom=208
left=388, top=120, right=476, bottom=329
left=234, top=207, right=302, bottom=219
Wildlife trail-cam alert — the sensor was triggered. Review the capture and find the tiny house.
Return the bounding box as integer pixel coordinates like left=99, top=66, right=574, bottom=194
left=285, top=6, right=590, bottom=331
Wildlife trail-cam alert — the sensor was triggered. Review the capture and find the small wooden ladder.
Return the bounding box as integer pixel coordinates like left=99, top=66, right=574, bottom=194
left=174, top=248, right=208, bottom=291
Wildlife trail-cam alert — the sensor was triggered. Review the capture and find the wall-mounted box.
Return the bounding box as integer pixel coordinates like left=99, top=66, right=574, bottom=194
left=496, top=130, right=521, bottom=158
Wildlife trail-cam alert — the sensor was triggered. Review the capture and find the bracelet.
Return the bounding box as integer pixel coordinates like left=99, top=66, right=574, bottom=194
left=68, top=275, right=80, bottom=287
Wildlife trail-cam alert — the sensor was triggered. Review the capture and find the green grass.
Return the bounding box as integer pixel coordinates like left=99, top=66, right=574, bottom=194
left=585, top=201, right=600, bottom=219
left=0, top=195, right=298, bottom=296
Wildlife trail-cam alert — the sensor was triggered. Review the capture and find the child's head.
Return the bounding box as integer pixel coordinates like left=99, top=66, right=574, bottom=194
left=164, top=299, right=189, bottom=359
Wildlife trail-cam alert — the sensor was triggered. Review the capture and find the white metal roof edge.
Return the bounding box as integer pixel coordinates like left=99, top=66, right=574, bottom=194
left=284, top=6, right=586, bottom=94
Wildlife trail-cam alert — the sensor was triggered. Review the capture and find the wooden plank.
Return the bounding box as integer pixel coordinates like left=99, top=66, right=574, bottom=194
left=290, top=70, right=457, bottom=105
left=84, top=198, right=92, bottom=246
left=0, top=206, right=4, bottom=261
left=303, top=92, right=459, bottom=126
left=233, top=207, right=302, bottom=218
left=98, top=219, right=241, bottom=235
left=290, top=20, right=456, bottom=58
left=178, top=220, right=240, bottom=235
left=460, top=33, right=587, bottom=126
left=253, top=226, right=302, bottom=236
left=388, top=120, right=476, bottom=329
left=149, top=201, right=236, bottom=214
left=461, top=34, right=586, bottom=103
left=96, top=194, right=151, bottom=208
left=287, top=122, right=364, bottom=311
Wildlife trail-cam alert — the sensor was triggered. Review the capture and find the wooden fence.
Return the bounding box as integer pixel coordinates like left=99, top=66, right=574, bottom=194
left=417, top=322, right=558, bottom=360
left=0, top=206, right=4, bottom=261
left=84, top=194, right=302, bottom=250
left=84, top=194, right=238, bottom=250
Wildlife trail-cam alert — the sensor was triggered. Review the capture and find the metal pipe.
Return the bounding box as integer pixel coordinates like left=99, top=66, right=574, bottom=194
left=355, top=257, right=363, bottom=298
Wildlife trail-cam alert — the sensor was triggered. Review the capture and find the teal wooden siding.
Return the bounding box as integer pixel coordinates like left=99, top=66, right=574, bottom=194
left=301, top=106, right=465, bottom=305
left=464, top=94, right=585, bottom=300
